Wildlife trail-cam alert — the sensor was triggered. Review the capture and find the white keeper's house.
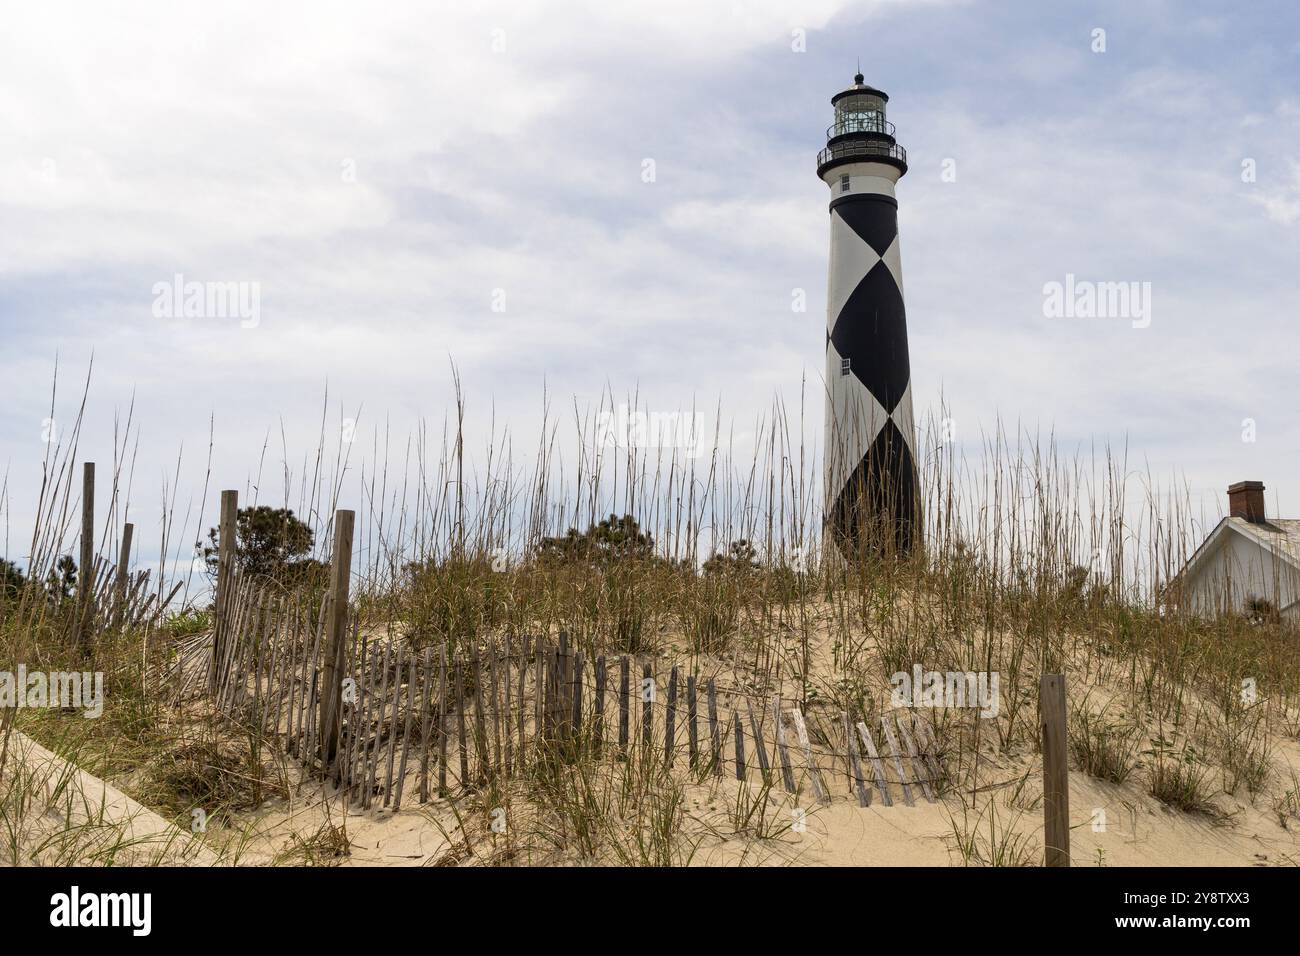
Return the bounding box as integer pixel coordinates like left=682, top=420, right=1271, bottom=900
left=1172, top=481, right=1300, bottom=624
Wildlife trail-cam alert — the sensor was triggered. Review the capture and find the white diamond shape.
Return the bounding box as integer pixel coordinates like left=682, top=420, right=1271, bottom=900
left=888, top=380, right=917, bottom=461
left=881, top=233, right=904, bottom=298
left=825, top=339, right=889, bottom=502
left=826, top=207, right=881, bottom=332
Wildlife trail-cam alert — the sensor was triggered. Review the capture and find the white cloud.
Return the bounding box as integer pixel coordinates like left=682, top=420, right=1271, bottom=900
left=1, top=0, right=1297, bottom=567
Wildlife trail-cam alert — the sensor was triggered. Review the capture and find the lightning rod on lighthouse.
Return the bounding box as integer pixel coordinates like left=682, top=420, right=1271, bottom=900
left=818, top=73, right=920, bottom=557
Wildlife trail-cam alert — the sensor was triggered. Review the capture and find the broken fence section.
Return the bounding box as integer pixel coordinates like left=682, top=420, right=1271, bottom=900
left=198, top=577, right=948, bottom=813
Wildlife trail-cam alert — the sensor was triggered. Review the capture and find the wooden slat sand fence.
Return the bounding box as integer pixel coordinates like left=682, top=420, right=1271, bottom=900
left=82, top=560, right=175, bottom=634
left=70, top=469, right=170, bottom=644
left=201, top=577, right=948, bottom=813
left=65, top=517, right=173, bottom=641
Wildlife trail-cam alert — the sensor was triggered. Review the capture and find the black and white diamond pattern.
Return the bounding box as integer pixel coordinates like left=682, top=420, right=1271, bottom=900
left=824, top=196, right=919, bottom=552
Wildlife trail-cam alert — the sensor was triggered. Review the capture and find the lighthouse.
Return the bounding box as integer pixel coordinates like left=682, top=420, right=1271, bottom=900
left=818, top=74, right=919, bottom=556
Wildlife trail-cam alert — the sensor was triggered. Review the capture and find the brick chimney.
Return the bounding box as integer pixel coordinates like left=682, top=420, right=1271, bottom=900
left=1228, top=480, right=1266, bottom=523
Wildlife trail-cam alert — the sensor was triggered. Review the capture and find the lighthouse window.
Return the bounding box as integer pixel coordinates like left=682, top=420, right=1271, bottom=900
left=840, top=174, right=851, bottom=193
left=840, top=357, right=851, bottom=376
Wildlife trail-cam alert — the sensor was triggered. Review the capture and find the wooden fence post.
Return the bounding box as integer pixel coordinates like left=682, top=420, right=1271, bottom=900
left=557, top=631, right=571, bottom=743
left=318, top=509, right=355, bottom=765
left=593, top=655, right=606, bottom=757
left=210, top=490, right=239, bottom=685
left=75, top=462, right=95, bottom=651
left=1041, top=673, right=1070, bottom=867
left=111, top=522, right=133, bottom=628
left=641, top=662, right=653, bottom=749
left=618, top=656, right=630, bottom=754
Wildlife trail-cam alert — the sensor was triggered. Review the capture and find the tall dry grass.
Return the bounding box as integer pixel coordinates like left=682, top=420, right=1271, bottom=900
left=4, top=364, right=1299, bottom=864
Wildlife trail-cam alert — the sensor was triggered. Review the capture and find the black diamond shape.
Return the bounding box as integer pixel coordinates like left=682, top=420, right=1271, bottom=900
left=835, top=198, right=898, bottom=257
left=826, top=418, right=919, bottom=557
left=829, top=261, right=910, bottom=413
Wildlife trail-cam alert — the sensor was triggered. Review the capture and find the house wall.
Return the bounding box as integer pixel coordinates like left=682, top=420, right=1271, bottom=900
left=1184, top=529, right=1300, bottom=622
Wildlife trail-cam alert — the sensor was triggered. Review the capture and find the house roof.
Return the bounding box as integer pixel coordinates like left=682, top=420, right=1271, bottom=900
left=1170, top=516, right=1300, bottom=607
left=1226, top=516, right=1300, bottom=568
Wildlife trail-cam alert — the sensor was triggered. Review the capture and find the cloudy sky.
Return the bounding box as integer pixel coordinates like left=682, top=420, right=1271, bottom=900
left=1, top=0, right=1297, bottom=572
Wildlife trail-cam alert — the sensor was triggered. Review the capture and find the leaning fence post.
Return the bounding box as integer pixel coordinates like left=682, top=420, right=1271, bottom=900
left=111, top=522, right=133, bottom=628
left=1041, top=673, right=1070, bottom=867
left=318, top=509, right=355, bottom=765
left=75, top=462, right=95, bottom=651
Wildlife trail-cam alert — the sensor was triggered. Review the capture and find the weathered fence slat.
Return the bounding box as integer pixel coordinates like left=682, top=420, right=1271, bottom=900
left=223, top=587, right=255, bottom=714
left=534, top=638, right=545, bottom=747
left=516, top=635, right=529, bottom=759
left=351, top=637, right=374, bottom=803
left=857, top=720, right=893, bottom=807
left=895, top=711, right=935, bottom=803
left=912, top=712, right=945, bottom=791
left=557, top=632, right=571, bottom=742
left=593, top=655, right=606, bottom=758
left=641, top=662, right=653, bottom=750
left=746, top=700, right=771, bottom=785
left=572, top=651, right=585, bottom=744
left=489, top=641, right=503, bottom=777
left=437, top=644, right=449, bottom=797
left=249, top=595, right=267, bottom=728
left=417, top=646, right=435, bottom=803
left=245, top=593, right=266, bottom=723
left=879, top=715, right=914, bottom=807
left=214, top=582, right=243, bottom=710
left=362, top=642, right=386, bottom=809
left=733, top=708, right=746, bottom=780
left=382, top=644, right=404, bottom=805
left=618, top=656, right=630, bottom=754
left=283, top=600, right=302, bottom=755
left=665, top=666, right=678, bottom=767
left=393, top=644, right=420, bottom=811
left=791, top=706, right=830, bottom=805
left=298, top=591, right=329, bottom=775
left=545, top=649, right=558, bottom=742
left=455, top=662, right=469, bottom=788
left=708, top=680, right=722, bottom=776
left=502, top=636, right=513, bottom=776
left=471, top=644, right=490, bottom=782
left=266, top=599, right=287, bottom=740
left=335, top=617, right=359, bottom=791
left=772, top=698, right=796, bottom=793
left=687, top=675, right=699, bottom=770
left=843, top=712, right=870, bottom=807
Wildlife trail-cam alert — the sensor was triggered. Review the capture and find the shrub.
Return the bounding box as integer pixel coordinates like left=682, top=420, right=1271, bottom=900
left=1069, top=703, right=1140, bottom=783
left=204, top=506, right=321, bottom=584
